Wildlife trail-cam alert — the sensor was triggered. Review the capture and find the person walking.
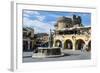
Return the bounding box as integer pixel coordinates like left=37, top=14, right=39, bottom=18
left=81, top=45, right=83, bottom=52
left=81, top=44, right=86, bottom=52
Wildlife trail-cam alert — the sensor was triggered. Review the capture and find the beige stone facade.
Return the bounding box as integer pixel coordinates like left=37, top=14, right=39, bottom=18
left=53, top=15, right=91, bottom=51
left=53, top=33, right=91, bottom=51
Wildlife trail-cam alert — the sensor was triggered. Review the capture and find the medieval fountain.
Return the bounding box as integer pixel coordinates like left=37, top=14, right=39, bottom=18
left=32, top=29, right=64, bottom=58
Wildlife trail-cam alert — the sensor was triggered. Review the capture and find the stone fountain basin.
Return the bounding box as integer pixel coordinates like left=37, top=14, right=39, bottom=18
left=32, top=47, right=64, bottom=58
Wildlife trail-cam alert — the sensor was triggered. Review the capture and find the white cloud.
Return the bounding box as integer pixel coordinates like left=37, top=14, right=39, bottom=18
left=23, top=10, right=40, bottom=15
left=23, top=10, right=55, bottom=33
left=23, top=10, right=46, bottom=22
left=23, top=10, right=40, bottom=19
left=49, top=21, right=56, bottom=24
left=23, top=17, right=54, bottom=34
left=36, top=15, right=45, bottom=21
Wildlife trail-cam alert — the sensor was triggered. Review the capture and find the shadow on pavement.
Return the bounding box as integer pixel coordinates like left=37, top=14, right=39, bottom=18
left=22, top=53, right=81, bottom=58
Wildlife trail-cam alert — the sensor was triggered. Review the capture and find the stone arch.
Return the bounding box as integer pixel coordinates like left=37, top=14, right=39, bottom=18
left=64, top=39, right=73, bottom=49
left=75, top=39, right=85, bottom=50
left=55, top=40, right=62, bottom=48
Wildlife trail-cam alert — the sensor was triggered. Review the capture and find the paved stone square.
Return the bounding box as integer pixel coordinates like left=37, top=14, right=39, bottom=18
left=23, top=50, right=91, bottom=63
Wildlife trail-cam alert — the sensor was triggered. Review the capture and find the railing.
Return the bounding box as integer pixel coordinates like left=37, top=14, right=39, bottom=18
left=54, top=34, right=90, bottom=39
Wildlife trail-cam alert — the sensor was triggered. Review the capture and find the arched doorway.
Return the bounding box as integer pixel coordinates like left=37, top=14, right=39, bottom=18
left=87, top=41, right=91, bottom=51
left=23, top=40, right=28, bottom=51
left=55, top=40, right=62, bottom=48
left=75, top=39, right=85, bottom=50
left=64, top=39, right=73, bottom=49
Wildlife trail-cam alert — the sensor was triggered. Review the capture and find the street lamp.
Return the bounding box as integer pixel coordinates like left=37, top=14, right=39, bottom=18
left=48, top=29, right=52, bottom=48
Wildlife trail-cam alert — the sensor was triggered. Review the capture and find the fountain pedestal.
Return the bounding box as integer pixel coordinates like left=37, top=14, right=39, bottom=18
left=32, top=47, right=64, bottom=58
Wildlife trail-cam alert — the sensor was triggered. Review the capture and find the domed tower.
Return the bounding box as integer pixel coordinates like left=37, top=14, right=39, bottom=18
left=55, top=16, right=72, bottom=30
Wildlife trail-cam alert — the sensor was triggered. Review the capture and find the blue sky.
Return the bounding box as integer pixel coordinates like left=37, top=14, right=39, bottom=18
left=23, top=10, right=91, bottom=33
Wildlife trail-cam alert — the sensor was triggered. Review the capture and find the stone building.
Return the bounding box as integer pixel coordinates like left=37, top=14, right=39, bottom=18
left=53, top=15, right=91, bottom=51
left=35, top=33, right=49, bottom=47
left=23, top=27, right=36, bottom=51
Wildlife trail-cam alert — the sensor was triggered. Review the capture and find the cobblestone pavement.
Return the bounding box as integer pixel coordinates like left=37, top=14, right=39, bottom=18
left=23, top=50, right=91, bottom=63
